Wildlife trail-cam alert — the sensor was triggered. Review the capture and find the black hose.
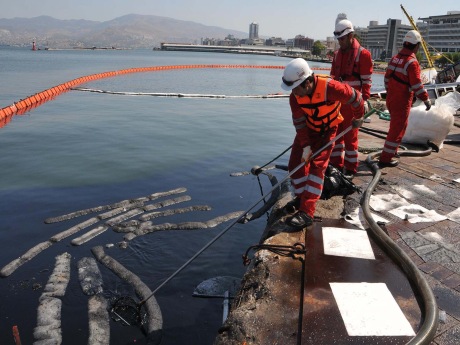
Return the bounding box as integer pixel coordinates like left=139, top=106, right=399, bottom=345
left=252, top=145, right=292, bottom=174
left=443, top=139, right=460, bottom=145
left=359, top=127, right=388, bottom=140
left=239, top=172, right=289, bottom=223
left=361, top=152, right=438, bottom=345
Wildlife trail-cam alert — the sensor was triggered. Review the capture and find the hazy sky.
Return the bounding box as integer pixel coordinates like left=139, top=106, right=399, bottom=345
left=1, top=0, right=458, bottom=40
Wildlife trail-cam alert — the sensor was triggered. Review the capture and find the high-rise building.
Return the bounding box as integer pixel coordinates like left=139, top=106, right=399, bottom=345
left=366, top=19, right=412, bottom=60
left=249, top=22, right=259, bottom=39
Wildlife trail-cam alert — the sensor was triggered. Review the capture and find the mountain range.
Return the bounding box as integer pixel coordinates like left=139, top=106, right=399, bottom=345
left=0, top=14, right=249, bottom=49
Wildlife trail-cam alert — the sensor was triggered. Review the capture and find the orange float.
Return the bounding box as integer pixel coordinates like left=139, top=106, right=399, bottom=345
left=1, top=64, right=382, bottom=129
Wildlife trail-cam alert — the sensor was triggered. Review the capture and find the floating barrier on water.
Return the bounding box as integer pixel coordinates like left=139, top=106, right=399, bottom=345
left=0, top=188, right=190, bottom=276
left=44, top=187, right=187, bottom=223
left=139, top=205, right=212, bottom=222
left=71, top=225, right=109, bottom=246
left=0, top=241, right=53, bottom=277
left=78, top=257, right=104, bottom=296
left=0, top=64, right=384, bottom=128
left=77, top=257, right=110, bottom=344
left=123, top=211, right=245, bottom=241
left=72, top=87, right=289, bottom=99
left=91, top=245, right=163, bottom=343
left=0, top=65, right=286, bottom=128
left=33, top=252, right=71, bottom=344
left=88, top=295, right=110, bottom=345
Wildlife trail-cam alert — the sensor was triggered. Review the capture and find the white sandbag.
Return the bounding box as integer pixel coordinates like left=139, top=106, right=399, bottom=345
left=402, top=92, right=458, bottom=148
left=435, top=90, right=460, bottom=111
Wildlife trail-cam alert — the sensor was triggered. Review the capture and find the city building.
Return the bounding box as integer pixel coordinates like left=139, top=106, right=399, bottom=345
left=266, top=37, right=286, bottom=47
left=247, top=22, right=264, bottom=45
left=418, top=11, right=460, bottom=54
left=365, top=19, right=412, bottom=61
left=294, top=35, right=314, bottom=51
left=249, top=22, right=259, bottom=39
left=325, top=37, right=339, bottom=53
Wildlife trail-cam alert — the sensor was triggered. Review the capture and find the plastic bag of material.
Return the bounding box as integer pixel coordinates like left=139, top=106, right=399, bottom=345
left=402, top=91, right=458, bottom=148
left=320, top=165, right=361, bottom=200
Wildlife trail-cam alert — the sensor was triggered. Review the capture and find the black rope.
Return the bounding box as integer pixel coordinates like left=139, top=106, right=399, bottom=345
left=255, top=174, right=270, bottom=221
left=242, top=242, right=306, bottom=345
left=253, top=145, right=292, bottom=175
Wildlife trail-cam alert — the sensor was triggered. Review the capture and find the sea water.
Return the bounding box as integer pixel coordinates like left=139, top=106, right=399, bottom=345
left=0, top=47, right=384, bottom=344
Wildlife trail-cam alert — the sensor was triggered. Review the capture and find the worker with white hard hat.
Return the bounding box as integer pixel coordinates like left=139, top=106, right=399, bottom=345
left=280, top=58, right=365, bottom=229
left=379, top=29, right=431, bottom=168
left=330, top=18, right=373, bottom=179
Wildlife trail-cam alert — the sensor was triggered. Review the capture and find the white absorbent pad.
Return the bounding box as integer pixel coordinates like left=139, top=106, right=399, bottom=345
left=344, top=206, right=389, bottom=230
left=330, top=282, right=415, bottom=336
left=322, top=227, right=375, bottom=260
left=389, top=204, right=447, bottom=223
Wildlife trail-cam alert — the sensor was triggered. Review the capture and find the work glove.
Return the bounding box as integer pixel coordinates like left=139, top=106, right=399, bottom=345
left=352, top=117, right=364, bottom=128
left=301, top=146, right=312, bottom=162
left=364, top=101, right=369, bottom=115
left=424, top=99, right=432, bottom=111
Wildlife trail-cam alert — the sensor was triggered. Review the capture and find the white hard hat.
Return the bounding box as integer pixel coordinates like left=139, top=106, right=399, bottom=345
left=403, top=30, right=422, bottom=44
left=281, top=58, right=312, bottom=91
left=334, top=19, right=354, bottom=39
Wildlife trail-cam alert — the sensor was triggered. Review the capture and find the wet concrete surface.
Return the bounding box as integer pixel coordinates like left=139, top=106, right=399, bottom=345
left=215, top=108, right=460, bottom=345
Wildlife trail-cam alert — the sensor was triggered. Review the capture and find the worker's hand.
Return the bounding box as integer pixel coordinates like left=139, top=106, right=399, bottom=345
left=364, top=101, right=369, bottom=115
left=424, top=100, right=432, bottom=111
left=352, top=117, right=364, bottom=128
left=301, top=146, right=312, bottom=162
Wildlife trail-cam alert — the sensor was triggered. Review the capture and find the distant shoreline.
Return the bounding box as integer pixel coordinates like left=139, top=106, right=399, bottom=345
left=45, top=47, right=132, bottom=51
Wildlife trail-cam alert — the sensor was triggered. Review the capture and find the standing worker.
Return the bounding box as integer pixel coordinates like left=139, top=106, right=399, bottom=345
left=329, top=19, right=373, bottom=179
left=281, top=58, right=364, bottom=230
left=379, top=30, right=431, bottom=168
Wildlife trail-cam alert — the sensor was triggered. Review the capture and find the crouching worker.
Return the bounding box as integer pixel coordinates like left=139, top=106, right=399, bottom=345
left=281, top=58, right=364, bottom=230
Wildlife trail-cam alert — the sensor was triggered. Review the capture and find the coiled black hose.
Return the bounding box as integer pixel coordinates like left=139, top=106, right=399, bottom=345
left=361, top=149, right=438, bottom=345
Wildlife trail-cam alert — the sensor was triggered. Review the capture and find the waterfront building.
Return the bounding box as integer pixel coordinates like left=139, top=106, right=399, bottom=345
left=366, top=19, right=412, bottom=61
left=354, top=26, right=368, bottom=45
left=294, top=35, right=314, bottom=51
left=418, top=11, right=460, bottom=54
left=325, top=36, right=339, bottom=53
left=249, top=22, right=259, bottom=39
left=265, top=37, right=285, bottom=47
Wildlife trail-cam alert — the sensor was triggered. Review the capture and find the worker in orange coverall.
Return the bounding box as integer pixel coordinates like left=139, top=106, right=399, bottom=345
left=281, top=58, right=364, bottom=230
left=329, top=19, right=373, bottom=179
left=379, top=30, right=431, bottom=168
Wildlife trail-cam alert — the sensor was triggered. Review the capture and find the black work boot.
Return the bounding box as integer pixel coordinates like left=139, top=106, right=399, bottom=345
left=283, top=197, right=300, bottom=214
left=343, top=169, right=355, bottom=180
left=378, top=158, right=399, bottom=168
left=287, top=211, right=313, bottom=230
